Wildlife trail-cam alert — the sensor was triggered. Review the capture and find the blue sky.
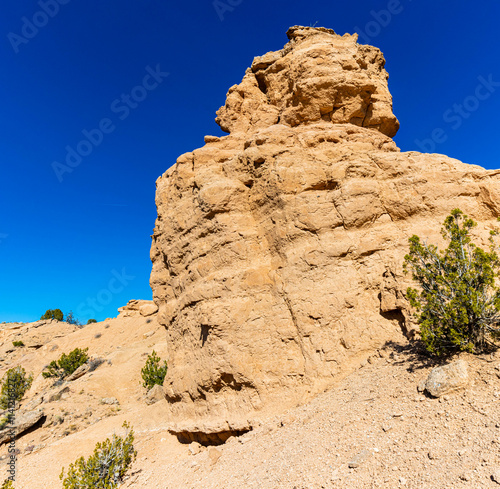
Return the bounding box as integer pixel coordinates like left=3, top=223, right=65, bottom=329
left=1, top=0, right=499, bottom=323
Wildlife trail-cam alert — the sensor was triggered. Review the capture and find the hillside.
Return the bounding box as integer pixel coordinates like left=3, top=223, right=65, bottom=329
left=2, top=24, right=500, bottom=488
left=1, top=316, right=499, bottom=487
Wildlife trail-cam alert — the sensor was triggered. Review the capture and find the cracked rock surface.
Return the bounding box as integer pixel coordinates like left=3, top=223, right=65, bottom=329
left=150, top=26, right=500, bottom=431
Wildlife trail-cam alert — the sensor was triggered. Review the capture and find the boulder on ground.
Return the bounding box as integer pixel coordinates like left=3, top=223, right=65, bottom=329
left=0, top=410, right=44, bottom=445
left=145, top=384, right=165, bottom=405
left=424, top=359, right=469, bottom=398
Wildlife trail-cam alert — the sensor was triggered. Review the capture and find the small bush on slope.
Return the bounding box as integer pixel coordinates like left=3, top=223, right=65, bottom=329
left=404, top=209, right=500, bottom=356
left=0, top=366, right=33, bottom=410
left=43, top=348, right=89, bottom=379
left=41, top=309, right=64, bottom=321
left=60, top=422, right=137, bottom=489
left=64, top=311, right=81, bottom=326
left=141, top=350, right=168, bottom=390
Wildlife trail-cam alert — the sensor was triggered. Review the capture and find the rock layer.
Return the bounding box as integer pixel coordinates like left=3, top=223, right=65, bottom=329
left=150, top=26, right=500, bottom=434
left=216, top=26, right=399, bottom=137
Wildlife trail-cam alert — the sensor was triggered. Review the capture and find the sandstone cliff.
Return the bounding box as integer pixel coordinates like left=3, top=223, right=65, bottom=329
left=150, top=26, right=500, bottom=438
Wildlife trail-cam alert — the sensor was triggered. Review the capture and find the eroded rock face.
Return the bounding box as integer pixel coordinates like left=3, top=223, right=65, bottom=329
left=150, top=26, right=500, bottom=433
left=215, top=26, right=399, bottom=137
left=118, top=300, right=158, bottom=318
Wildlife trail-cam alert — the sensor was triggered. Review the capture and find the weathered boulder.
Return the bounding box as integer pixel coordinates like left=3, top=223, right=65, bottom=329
left=145, top=384, right=165, bottom=405
left=66, top=363, right=90, bottom=381
left=45, top=385, right=70, bottom=403
left=118, top=300, right=157, bottom=318
left=216, top=26, right=399, bottom=137
left=140, top=302, right=159, bottom=317
left=0, top=410, right=44, bottom=445
left=424, top=360, right=469, bottom=398
left=150, top=26, right=500, bottom=434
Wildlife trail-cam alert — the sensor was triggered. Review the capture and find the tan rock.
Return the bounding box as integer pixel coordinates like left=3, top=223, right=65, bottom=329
left=0, top=410, right=44, bottom=445
left=66, top=362, right=90, bottom=381
left=118, top=300, right=157, bottom=318
left=145, top=384, right=165, bottom=405
left=348, top=449, right=372, bottom=468
left=45, top=385, right=70, bottom=403
left=150, top=26, right=500, bottom=434
left=424, top=360, right=469, bottom=398
left=492, top=468, right=500, bottom=484
left=216, top=25, right=399, bottom=137
left=188, top=441, right=203, bottom=455
left=139, top=303, right=159, bottom=317
left=208, top=447, right=222, bottom=466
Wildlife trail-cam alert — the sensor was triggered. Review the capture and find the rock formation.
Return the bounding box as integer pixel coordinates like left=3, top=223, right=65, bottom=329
left=150, top=26, right=500, bottom=438
left=118, top=299, right=158, bottom=318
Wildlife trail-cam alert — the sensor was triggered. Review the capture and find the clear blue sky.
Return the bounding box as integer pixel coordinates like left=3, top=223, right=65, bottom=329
left=1, top=0, right=499, bottom=323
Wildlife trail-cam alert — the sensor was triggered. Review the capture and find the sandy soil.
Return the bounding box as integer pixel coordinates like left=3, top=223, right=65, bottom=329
left=1, top=318, right=499, bottom=488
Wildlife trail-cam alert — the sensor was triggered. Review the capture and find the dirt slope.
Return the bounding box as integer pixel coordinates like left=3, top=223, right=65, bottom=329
left=1, top=317, right=499, bottom=488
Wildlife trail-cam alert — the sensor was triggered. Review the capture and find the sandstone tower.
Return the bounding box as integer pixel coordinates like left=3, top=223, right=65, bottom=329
left=150, top=26, right=500, bottom=440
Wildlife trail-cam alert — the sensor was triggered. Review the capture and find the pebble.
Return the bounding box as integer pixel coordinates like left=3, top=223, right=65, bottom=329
left=189, top=442, right=203, bottom=455
left=208, top=447, right=222, bottom=466
left=348, top=449, right=372, bottom=468
left=428, top=450, right=439, bottom=460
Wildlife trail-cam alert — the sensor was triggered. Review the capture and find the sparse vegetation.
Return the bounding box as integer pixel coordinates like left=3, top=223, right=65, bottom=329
left=60, top=421, right=137, bottom=489
left=141, top=350, right=168, bottom=390
left=0, top=415, right=10, bottom=430
left=0, top=366, right=33, bottom=409
left=41, top=309, right=64, bottom=321
left=1, top=480, right=14, bottom=489
left=88, top=357, right=105, bottom=372
left=12, top=340, right=24, bottom=347
left=87, top=319, right=97, bottom=325
left=404, top=209, right=500, bottom=356
left=64, top=311, right=81, bottom=326
left=43, top=348, right=89, bottom=379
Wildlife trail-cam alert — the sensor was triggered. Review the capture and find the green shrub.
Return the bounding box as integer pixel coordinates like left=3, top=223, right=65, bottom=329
left=404, top=209, right=500, bottom=356
left=0, top=415, right=10, bottom=430
left=41, top=309, right=64, bottom=321
left=60, top=421, right=137, bottom=489
left=141, top=351, right=168, bottom=390
left=43, top=348, right=89, bottom=379
left=65, top=311, right=81, bottom=326
left=1, top=480, right=14, bottom=489
left=87, top=319, right=97, bottom=325
left=12, top=340, right=24, bottom=347
left=0, top=366, right=33, bottom=409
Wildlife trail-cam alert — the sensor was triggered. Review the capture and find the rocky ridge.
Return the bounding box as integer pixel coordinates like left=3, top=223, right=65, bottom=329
left=149, top=26, right=500, bottom=439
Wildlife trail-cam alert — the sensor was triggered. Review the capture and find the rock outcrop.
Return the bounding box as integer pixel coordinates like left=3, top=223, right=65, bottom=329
left=118, top=300, right=158, bottom=318
left=216, top=26, right=399, bottom=138
left=150, top=26, right=500, bottom=436
left=0, top=410, right=45, bottom=445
